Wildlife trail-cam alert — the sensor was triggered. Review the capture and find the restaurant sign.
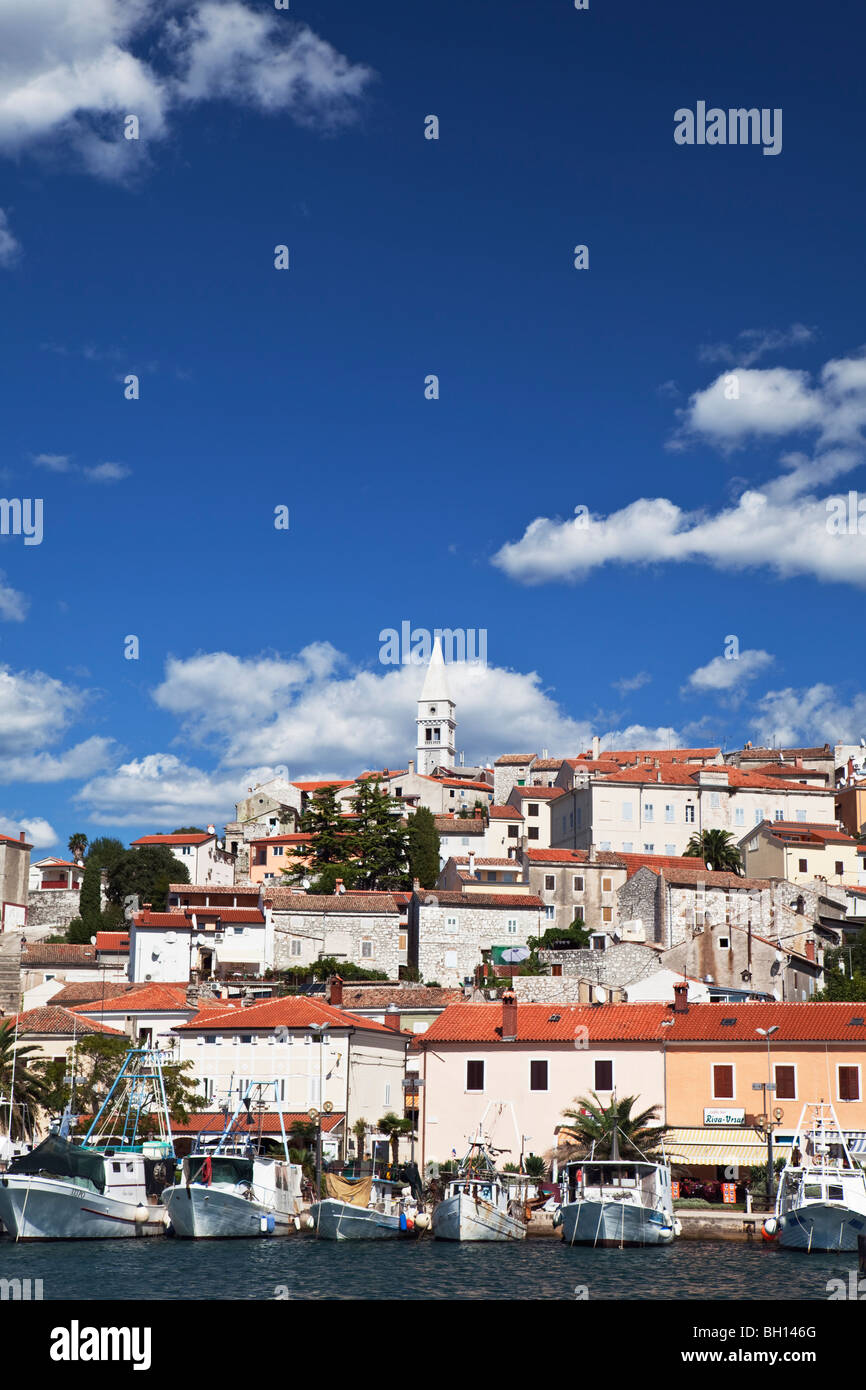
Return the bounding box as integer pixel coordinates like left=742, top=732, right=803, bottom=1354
left=703, top=1108, right=746, bottom=1126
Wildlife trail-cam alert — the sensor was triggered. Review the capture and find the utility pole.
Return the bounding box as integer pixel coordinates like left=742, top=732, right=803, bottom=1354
left=754, top=1024, right=780, bottom=1202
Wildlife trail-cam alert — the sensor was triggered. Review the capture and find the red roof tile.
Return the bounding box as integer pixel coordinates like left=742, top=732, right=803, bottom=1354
left=132, top=833, right=214, bottom=846
left=174, top=994, right=410, bottom=1036
left=416, top=891, right=543, bottom=908
left=508, top=787, right=566, bottom=800
left=73, top=983, right=196, bottom=1014
left=494, top=755, right=535, bottom=766
left=171, top=1110, right=343, bottom=1134
left=8, top=1005, right=124, bottom=1036
left=95, top=932, right=129, bottom=951
left=266, top=891, right=400, bottom=914
left=488, top=805, right=524, bottom=820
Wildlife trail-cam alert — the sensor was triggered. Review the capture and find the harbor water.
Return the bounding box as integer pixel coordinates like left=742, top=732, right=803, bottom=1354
left=0, top=1236, right=856, bottom=1301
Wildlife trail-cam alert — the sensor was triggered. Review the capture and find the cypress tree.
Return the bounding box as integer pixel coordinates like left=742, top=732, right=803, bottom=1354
left=407, top=807, right=440, bottom=888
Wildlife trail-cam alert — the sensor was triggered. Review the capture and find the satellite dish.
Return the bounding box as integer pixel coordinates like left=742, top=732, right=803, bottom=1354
left=706, top=862, right=713, bottom=872
left=164, top=932, right=177, bottom=944
left=593, top=986, right=605, bottom=1004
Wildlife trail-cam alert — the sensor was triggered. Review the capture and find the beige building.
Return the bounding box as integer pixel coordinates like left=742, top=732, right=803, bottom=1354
left=506, top=786, right=565, bottom=849
left=738, top=821, right=864, bottom=887
left=0, top=831, right=32, bottom=931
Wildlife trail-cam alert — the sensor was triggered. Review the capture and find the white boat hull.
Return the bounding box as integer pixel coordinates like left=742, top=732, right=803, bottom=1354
left=0, top=1175, right=168, bottom=1241
left=433, top=1192, right=525, bottom=1242
left=560, top=1199, right=675, bottom=1248
left=163, top=1184, right=298, bottom=1238
left=309, top=1199, right=412, bottom=1240
left=778, top=1202, right=866, bottom=1252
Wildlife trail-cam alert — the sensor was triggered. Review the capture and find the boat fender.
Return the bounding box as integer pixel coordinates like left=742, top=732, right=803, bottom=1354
left=414, top=1211, right=431, bottom=1230
left=552, top=1207, right=562, bottom=1229
left=762, top=1217, right=778, bottom=1241
left=133, top=1205, right=149, bottom=1225
left=260, top=1213, right=276, bottom=1235
left=673, top=1219, right=682, bottom=1237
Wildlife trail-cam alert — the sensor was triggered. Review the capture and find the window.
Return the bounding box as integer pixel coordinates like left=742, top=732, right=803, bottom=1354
left=507, top=919, right=518, bottom=934
left=622, top=842, right=633, bottom=853
left=710, top=793, right=720, bottom=810
left=272, top=845, right=284, bottom=856
left=599, top=841, right=611, bottom=851
left=774, top=809, right=784, bottom=821
left=395, top=787, right=402, bottom=797
left=835, top=861, right=844, bottom=876
left=796, top=809, right=807, bottom=822
left=544, top=905, right=555, bottom=920
left=735, top=808, right=745, bottom=826
left=573, top=876, right=584, bottom=892
left=594, top=1059, right=613, bottom=1091
left=528, top=827, right=539, bottom=840
left=754, top=809, right=764, bottom=824
left=774, top=1065, right=796, bottom=1100
left=712, top=1065, right=734, bottom=1100
left=665, top=844, right=676, bottom=855
left=445, top=916, right=458, bottom=934
left=466, top=1060, right=484, bottom=1092
left=718, top=935, right=730, bottom=949
left=601, top=907, right=612, bottom=923
left=181, top=845, right=191, bottom=855
left=545, top=875, right=556, bottom=891
left=601, top=877, right=612, bottom=893
left=444, top=949, right=458, bottom=968
left=591, top=935, right=606, bottom=951
left=528, top=803, right=539, bottom=817
left=384, top=1084, right=391, bottom=1106
left=643, top=843, right=655, bottom=853
left=361, top=940, right=373, bottom=958
left=398, top=933, right=407, bottom=950
left=508, top=826, right=518, bottom=838
left=622, top=803, right=633, bottom=821
left=665, top=804, right=674, bottom=823
left=425, top=729, right=432, bottom=742
left=644, top=804, right=654, bottom=822
left=799, top=858, right=808, bottom=873
left=530, top=1060, right=549, bottom=1092
left=839, top=1066, right=860, bottom=1101
left=685, top=805, right=695, bottom=823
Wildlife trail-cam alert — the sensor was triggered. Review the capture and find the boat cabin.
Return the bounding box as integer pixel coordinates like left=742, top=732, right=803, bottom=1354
left=562, top=1161, right=670, bottom=1205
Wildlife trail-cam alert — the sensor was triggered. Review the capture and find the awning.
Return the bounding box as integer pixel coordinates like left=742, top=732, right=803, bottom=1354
left=664, top=1127, right=793, bottom=1167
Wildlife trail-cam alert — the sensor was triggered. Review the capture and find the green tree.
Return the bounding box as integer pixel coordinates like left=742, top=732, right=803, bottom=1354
left=306, top=861, right=359, bottom=895
left=559, top=1093, right=669, bottom=1160
left=78, top=859, right=103, bottom=936
left=85, top=837, right=126, bottom=873
left=377, top=1111, right=412, bottom=1163
left=0, top=1021, right=50, bottom=1139
left=350, top=779, right=408, bottom=890
left=67, top=832, right=88, bottom=861
left=284, top=785, right=354, bottom=885
left=523, top=1153, right=547, bottom=1178
left=527, top=918, right=591, bottom=951
left=407, top=806, right=440, bottom=888
left=352, top=1117, right=369, bottom=1161
left=172, top=827, right=206, bottom=835
left=813, top=935, right=866, bottom=1001
left=683, top=829, right=743, bottom=874
left=106, top=845, right=190, bottom=909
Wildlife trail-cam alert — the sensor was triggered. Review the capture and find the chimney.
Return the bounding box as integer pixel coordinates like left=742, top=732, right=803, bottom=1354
left=805, top=940, right=816, bottom=963
left=242, top=990, right=256, bottom=1008
left=592, top=736, right=600, bottom=761
left=468, top=851, right=476, bottom=877
left=385, top=1004, right=402, bottom=1031
left=408, top=759, right=414, bottom=775
left=19, top=830, right=25, bottom=841
left=672, top=981, right=689, bottom=1014
left=501, top=989, right=518, bottom=1042
left=329, top=974, right=344, bottom=1007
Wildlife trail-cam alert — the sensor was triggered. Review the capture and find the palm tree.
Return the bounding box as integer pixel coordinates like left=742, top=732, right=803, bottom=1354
left=683, top=828, right=743, bottom=874
left=67, top=832, right=88, bottom=863
left=352, top=1117, right=369, bottom=1162
left=559, top=1093, right=669, bottom=1160
left=377, top=1111, right=413, bottom=1164
left=0, top=1020, right=50, bottom=1140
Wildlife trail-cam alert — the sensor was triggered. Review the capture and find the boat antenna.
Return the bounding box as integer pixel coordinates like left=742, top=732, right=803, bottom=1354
left=610, top=1094, right=621, bottom=1162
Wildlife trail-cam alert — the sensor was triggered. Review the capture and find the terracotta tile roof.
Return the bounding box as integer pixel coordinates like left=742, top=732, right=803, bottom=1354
left=758, top=822, right=856, bottom=846
left=170, top=1110, right=344, bottom=1134
left=72, top=983, right=197, bottom=1014
left=598, top=764, right=815, bottom=791
left=21, top=943, right=97, bottom=965
left=577, top=748, right=721, bottom=763
left=169, top=884, right=260, bottom=896
left=0, top=834, right=33, bottom=849
left=340, top=986, right=463, bottom=1010
left=416, top=890, right=543, bottom=909
left=434, top=816, right=487, bottom=833
left=95, top=932, right=129, bottom=951
left=451, top=857, right=519, bottom=867
left=616, top=851, right=727, bottom=879
left=524, top=848, right=622, bottom=865
left=174, top=994, right=410, bottom=1036
left=488, top=805, right=524, bottom=820
left=632, top=864, right=770, bottom=889
left=48, top=981, right=139, bottom=1006
left=267, top=891, right=400, bottom=915
left=418, top=1000, right=866, bottom=1045
left=531, top=759, right=566, bottom=771
left=494, top=755, right=535, bottom=766
left=508, top=787, right=566, bottom=800
left=735, top=746, right=831, bottom=761
left=565, top=759, right=622, bottom=773
left=7, top=1005, right=124, bottom=1036
left=357, top=768, right=409, bottom=781
left=432, top=778, right=493, bottom=792
left=291, top=780, right=354, bottom=790
left=134, top=908, right=265, bottom=926
left=248, top=833, right=311, bottom=846
left=131, top=833, right=214, bottom=846
left=35, top=858, right=81, bottom=869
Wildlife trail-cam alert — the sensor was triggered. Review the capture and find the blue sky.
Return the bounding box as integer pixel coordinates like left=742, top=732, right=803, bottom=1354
left=1, top=0, right=864, bottom=851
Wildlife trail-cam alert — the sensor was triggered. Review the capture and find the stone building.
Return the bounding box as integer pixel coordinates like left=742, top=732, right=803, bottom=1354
left=0, top=831, right=31, bottom=931
left=408, top=890, right=544, bottom=987
left=269, top=891, right=405, bottom=978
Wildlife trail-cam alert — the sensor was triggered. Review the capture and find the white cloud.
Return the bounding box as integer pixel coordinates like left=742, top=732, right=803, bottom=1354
left=698, top=324, right=815, bottom=368
left=0, top=736, right=115, bottom=783
left=493, top=352, right=866, bottom=589
left=0, top=573, right=29, bottom=622
left=612, top=671, right=651, bottom=695
left=0, top=209, right=20, bottom=267
left=83, top=461, right=131, bottom=482
left=0, top=815, right=58, bottom=847
left=0, top=1, right=372, bottom=182
left=33, top=452, right=72, bottom=471
left=0, top=666, right=113, bottom=782
left=750, top=684, right=866, bottom=747
left=76, top=752, right=250, bottom=826
left=684, top=649, right=774, bottom=696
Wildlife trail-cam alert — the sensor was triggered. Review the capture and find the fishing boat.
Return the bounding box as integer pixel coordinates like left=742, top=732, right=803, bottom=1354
left=162, top=1082, right=304, bottom=1238
left=765, top=1101, right=866, bottom=1252
left=556, top=1122, right=677, bottom=1248
left=432, top=1137, right=527, bottom=1242
left=0, top=1048, right=175, bottom=1241
left=309, top=1169, right=428, bottom=1240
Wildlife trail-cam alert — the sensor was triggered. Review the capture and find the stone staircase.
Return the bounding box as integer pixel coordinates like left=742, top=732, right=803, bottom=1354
left=0, top=932, right=23, bottom=1015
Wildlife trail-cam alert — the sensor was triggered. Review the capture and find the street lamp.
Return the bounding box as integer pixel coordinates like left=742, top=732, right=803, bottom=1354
left=754, top=1025, right=780, bottom=1202
left=402, top=1075, right=424, bottom=1166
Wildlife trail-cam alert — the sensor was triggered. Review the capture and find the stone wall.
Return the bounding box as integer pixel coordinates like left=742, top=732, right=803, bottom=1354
left=538, top=942, right=661, bottom=988
left=411, top=900, right=544, bottom=986
left=26, top=887, right=86, bottom=931
left=0, top=932, right=22, bottom=1013
left=512, top=975, right=626, bottom=1004
left=272, top=908, right=402, bottom=978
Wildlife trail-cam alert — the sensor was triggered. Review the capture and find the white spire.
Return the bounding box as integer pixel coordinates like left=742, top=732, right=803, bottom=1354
left=420, top=636, right=451, bottom=702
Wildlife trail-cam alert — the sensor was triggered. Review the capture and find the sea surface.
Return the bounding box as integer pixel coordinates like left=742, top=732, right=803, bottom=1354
left=0, top=1235, right=855, bottom=1301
